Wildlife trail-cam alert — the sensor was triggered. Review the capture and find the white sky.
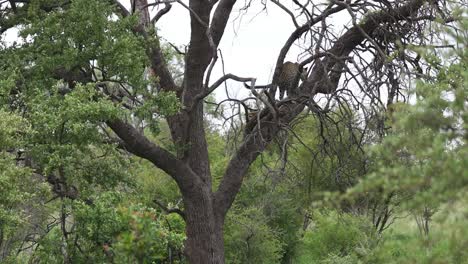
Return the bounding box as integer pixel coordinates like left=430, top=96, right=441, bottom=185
left=152, top=1, right=307, bottom=101
left=2, top=1, right=350, bottom=102
left=152, top=1, right=351, bottom=102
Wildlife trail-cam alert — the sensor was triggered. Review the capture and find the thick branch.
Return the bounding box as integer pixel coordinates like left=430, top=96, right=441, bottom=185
left=184, top=0, right=212, bottom=97
left=304, top=0, right=425, bottom=94
left=191, top=74, right=254, bottom=108
left=131, top=0, right=178, bottom=94
left=153, top=199, right=186, bottom=220
left=215, top=99, right=306, bottom=215
left=215, top=0, right=427, bottom=217
left=111, top=0, right=130, bottom=17
left=151, top=3, right=172, bottom=23
left=107, top=119, right=201, bottom=193
left=168, top=0, right=212, bottom=180
left=268, top=3, right=347, bottom=97
left=210, top=0, right=237, bottom=47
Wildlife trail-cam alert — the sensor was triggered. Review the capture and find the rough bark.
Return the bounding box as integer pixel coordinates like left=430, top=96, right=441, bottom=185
left=184, top=186, right=225, bottom=263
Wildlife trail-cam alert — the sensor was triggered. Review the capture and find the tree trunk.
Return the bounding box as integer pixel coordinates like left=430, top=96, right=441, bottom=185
left=104, top=1, right=428, bottom=263
left=183, top=187, right=225, bottom=264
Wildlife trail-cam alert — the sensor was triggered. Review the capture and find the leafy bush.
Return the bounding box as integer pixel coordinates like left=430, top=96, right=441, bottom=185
left=28, top=192, right=185, bottom=263
left=113, top=204, right=185, bottom=263
left=294, top=211, right=375, bottom=264
left=224, top=207, right=284, bottom=264
left=366, top=202, right=468, bottom=264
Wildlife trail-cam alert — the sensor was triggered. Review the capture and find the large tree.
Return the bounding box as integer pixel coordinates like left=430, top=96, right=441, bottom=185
left=0, top=0, right=463, bottom=262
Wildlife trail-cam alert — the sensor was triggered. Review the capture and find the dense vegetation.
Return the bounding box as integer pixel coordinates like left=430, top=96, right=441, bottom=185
left=1, top=0, right=467, bottom=263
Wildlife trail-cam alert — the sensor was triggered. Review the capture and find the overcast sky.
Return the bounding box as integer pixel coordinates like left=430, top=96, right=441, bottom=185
left=2, top=1, right=350, bottom=101
left=150, top=1, right=306, bottom=101
left=140, top=1, right=350, bottom=101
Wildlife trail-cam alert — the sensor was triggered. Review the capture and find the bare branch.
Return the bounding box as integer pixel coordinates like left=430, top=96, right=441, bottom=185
left=269, top=3, right=348, bottom=97
left=151, top=3, right=172, bottom=23
left=210, top=0, right=237, bottom=46
left=215, top=0, right=429, bottom=216
left=153, top=199, right=186, bottom=220
left=192, top=74, right=255, bottom=108
left=271, top=0, right=299, bottom=28
left=111, top=0, right=130, bottom=17
left=305, top=0, right=426, bottom=95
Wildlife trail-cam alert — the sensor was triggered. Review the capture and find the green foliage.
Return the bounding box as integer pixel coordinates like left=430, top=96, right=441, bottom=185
left=326, top=17, right=468, bottom=264
left=0, top=153, right=34, bottom=239
left=20, top=0, right=147, bottom=88
left=223, top=150, right=305, bottom=263
left=73, top=192, right=127, bottom=247
left=288, top=113, right=366, bottom=196
left=23, top=83, right=130, bottom=191
left=114, top=204, right=185, bottom=263
left=224, top=207, right=284, bottom=264
left=207, top=129, right=229, bottom=189
left=292, top=206, right=468, bottom=264
left=29, top=192, right=185, bottom=263
left=294, top=211, right=375, bottom=264
left=0, top=110, right=30, bottom=149
left=365, top=202, right=468, bottom=264
left=0, top=11, right=183, bottom=253
left=0, top=111, right=49, bottom=256
left=346, top=20, right=468, bottom=212
left=130, top=123, right=182, bottom=206
left=135, top=91, right=181, bottom=135
left=220, top=107, right=368, bottom=263
left=1, top=1, right=466, bottom=263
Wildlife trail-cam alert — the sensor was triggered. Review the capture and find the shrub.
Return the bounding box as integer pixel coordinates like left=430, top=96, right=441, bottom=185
left=293, top=210, right=375, bottom=263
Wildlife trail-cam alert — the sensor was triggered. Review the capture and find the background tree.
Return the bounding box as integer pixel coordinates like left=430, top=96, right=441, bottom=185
left=0, top=0, right=465, bottom=263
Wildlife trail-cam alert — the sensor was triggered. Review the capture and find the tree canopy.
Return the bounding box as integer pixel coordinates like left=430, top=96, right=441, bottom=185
left=0, top=0, right=467, bottom=263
